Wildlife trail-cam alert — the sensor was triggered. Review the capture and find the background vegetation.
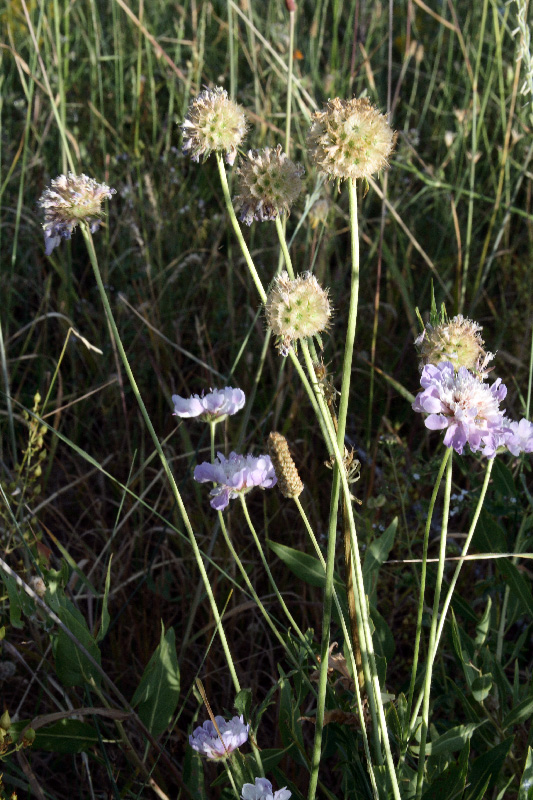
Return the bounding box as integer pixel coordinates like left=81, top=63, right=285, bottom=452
left=1, top=0, right=532, bottom=798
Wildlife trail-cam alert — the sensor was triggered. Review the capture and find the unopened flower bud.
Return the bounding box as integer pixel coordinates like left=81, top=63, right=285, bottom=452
left=0, top=710, right=11, bottom=732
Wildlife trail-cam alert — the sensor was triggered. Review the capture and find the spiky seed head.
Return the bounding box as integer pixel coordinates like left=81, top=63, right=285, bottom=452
left=233, top=144, right=304, bottom=225
left=38, top=173, right=116, bottom=255
left=415, top=314, right=494, bottom=377
left=181, top=86, right=248, bottom=166
left=307, top=97, right=396, bottom=181
left=265, top=271, right=332, bottom=355
left=268, top=432, right=304, bottom=498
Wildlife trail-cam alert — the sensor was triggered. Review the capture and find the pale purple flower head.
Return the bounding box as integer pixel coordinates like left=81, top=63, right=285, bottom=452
left=412, top=361, right=507, bottom=456
left=172, top=387, right=245, bottom=423
left=241, top=778, right=292, bottom=800
left=194, top=451, right=277, bottom=510
left=501, top=418, right=533, bottom=457
left=189, top=714, right=249, bottom=760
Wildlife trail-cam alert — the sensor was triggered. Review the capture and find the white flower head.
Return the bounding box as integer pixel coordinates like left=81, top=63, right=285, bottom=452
left=241, top=778, right=292, bottom=800
left=189, top=715, right=249, bottom=760
left=172, top=387, right=245, bottom=423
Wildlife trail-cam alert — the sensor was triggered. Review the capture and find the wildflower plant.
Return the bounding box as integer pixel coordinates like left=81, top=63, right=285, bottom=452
left=6, top=9, right=533, bottom=800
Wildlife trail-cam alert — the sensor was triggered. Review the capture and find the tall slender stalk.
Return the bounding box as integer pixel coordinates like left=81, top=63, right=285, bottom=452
left=80, top=223, right=241, bottom=696
left=415, top=450, right=453, bottom=799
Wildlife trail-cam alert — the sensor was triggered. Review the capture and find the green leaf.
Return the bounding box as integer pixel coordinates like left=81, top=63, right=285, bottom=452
left=54, top=602, right=102, bottom=688
left=502, top=696, right=533, bottom=731
left=267, top=541, right=327, bottom=588
left=519, top=747, right=533, bottom=800
left=497, top=559, right=533, bottom=619
left=131, top=623, right=180, bottom=737
left=471, top=673, right=492, bottom=703
left=464, top=737, right=514, bottom=800
left=492, top=460, right=517, bottom=498
left=96, top=555, right=112, bottom=643
left=9, top=719, right=100, bottom=754
left=473, top=511, right=507, bottom=553
left=370, top=604, right=395, bottom=662
left=1, top=570, right=24, bottom=629
left=234, top=688, right=252, bottom=720
left=363, top=518, right=397, bottom=600
left=474, top=597, right=492, bottom=647
left=422, top=740, right=470, bottom=800
left=411, top=722, right=485, bottom=756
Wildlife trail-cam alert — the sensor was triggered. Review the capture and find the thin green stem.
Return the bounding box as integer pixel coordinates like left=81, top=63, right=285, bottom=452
left=216, top=153, right=267, bottom=304
left=406, top=447, right=452, bottom=729
left=415, top=450, right=453, bottom=800
left=80, top=224, right=241, bottom=695
left=293, top=496, right=379, bottom=800
left=239, top=495, right=306, bottom=644
left=285, top=8, right=295, bottom=156
left=275, top=216, right=295, bottom=279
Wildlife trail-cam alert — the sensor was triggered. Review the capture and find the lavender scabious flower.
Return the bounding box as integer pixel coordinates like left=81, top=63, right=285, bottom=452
left=194, top=452, right=277, bottom=510
left=172, top=387, right=245, bottom=422
left=502, top=418, right=533, bottom=456
left=241, top=778, right=292, bottom=800
left=38, top=173, right=116, bottom=255
left=189, top=715, right=249, bottom=760
left=412, top=361, right=507, bottom=456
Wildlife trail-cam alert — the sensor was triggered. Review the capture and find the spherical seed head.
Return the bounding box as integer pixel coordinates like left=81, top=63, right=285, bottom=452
left=415, top=314, right=494, bottom=378
left=181, top=86, right=248, bottom=166
left=265, top=271, right=332, bottom=355
left=234, top=144, right=304, bottom=225
left=307, top=97, right=396, bottom=181
left=268, top=432, right=304, bottom=498
left=38, top=173, right=116, bottom=255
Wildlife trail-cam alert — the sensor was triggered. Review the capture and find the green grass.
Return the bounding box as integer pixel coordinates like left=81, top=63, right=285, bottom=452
left=1, top=0, right=533, bottom=798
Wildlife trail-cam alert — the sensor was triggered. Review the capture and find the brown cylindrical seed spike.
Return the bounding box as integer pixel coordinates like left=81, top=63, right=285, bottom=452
left=268, top=432, right=304, bottom=499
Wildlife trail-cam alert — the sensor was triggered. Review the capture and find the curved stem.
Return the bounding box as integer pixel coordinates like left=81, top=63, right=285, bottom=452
left=415, top=450, right=453, bottom=799
left=81, top=224, right=241, bottom=695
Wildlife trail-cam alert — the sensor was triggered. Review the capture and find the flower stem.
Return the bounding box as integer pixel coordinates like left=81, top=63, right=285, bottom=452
left=415, top=450, right=453, bottom=800
left=275, top=215, right=295, bottom=279
left=239, top=495, right=307, bottom=644
left=408, top=456, right=494, bottom=734
left=81, top=223, right=241, bottom=696
left=406, top=446, right=452, bottom=730
left=216, top=153, right=267, bottom=304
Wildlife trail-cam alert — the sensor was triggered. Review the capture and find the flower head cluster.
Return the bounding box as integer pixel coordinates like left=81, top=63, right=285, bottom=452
left=189, top=715, right=249, bottom=760
left=234, top=144, right=304, bottom=225
left=412, top=361, right=507, bottom=456
left=172, top=387, right=245, bottom=423
left=38, top=173, right=116, bottom=255
left=181, top=87, right=247, bottom=166
left=415, top=314, right=493, bottom=378
left=194, top=452, right=277, bottom=510
left=241, top=778, right=292, bottom=800
left=265, top=271, right=331, bottom=356
left=307, top=97, right=395, bottom=182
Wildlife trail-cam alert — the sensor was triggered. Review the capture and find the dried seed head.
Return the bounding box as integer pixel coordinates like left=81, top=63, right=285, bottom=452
left=181, top=86, right=248, bottom=166
left=415, top=314, right=494, bottom=378
left=38, top=173, right=116, bottom=255
left=265, top=271, right=332, bottom=355
left=307, top=97, right=396, bottom=181
left=234, top=144, right=304, bottom=225
left=268, top=432, right=304, bottom=498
